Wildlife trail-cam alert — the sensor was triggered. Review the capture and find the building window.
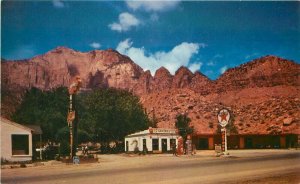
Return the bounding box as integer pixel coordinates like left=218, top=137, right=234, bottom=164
left=12, top=134, right=29, bottom=155
left=152, top=139, right=159, bottom=150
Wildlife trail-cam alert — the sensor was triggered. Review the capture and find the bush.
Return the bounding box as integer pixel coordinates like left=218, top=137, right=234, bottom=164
left=60, top=141, right=70, bottom=156
left=1, top=157, right=9, bottom=165
left=55, top=155, right=61, bottom=161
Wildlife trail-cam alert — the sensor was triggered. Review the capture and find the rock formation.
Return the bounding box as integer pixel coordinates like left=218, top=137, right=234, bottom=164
left=2, top=47, right=144, bottom=91
left=2, top=47, right=300, bottom=135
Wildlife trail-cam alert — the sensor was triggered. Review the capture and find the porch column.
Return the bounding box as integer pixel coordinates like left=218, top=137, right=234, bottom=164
left=239, top=137, right=245, bottom=149
left=158, top=138, right=162, bottom=152
left=208, top=137, right=214, bottom=150
left=280, top=136, right=286, bottom=148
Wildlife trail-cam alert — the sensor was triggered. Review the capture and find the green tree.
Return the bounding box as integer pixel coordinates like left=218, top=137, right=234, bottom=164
left=12, top=87, right=69, bottom=141
left=12, top=87, right=149, bottom=145
left=175, top=113, right=194, bottom=139
left=78, top=88, right=149, bottom=142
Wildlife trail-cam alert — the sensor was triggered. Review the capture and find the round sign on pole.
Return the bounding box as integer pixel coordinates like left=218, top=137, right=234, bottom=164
left=218, top=109, right=230, bottom=127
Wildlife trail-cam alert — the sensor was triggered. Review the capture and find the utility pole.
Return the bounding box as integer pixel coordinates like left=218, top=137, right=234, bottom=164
left=67, top=76, right=82, bottom=159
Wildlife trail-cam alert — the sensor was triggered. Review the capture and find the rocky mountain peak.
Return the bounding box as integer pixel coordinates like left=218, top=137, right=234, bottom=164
left=154, top=67, right=172, bottom=79
left=172, top=66, right=194, bottom=88
left=150, top=67, right=173, bottom=92
left=48, top=46, right=77, bottom=54
left=175, top=66, right=193, bottom=75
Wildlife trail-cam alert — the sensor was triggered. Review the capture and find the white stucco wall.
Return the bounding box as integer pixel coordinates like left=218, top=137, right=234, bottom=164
left=1, top=119, right=33, bottom=162
left=125, top=130, right=179, bottom=153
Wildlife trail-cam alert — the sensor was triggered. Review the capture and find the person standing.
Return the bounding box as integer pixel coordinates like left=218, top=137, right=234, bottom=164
left=172, top=143, right=177, bottom=156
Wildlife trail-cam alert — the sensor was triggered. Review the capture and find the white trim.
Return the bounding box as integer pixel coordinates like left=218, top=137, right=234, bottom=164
left=12, top=155, right=31, bottom=157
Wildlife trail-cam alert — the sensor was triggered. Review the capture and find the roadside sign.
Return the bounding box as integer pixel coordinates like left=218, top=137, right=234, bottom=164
left=218, top=108, right=231, bottom=155
left=73, top=156, right=80, bottom=164
left=215, top=144, right=222, bottom=153
left=218, top=109, right=230, bottom=127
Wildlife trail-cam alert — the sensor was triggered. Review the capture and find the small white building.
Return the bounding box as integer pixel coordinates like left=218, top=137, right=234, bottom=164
left=1, top=118, right=33, bottom=162
left=125, top=128, right=179, bottom=153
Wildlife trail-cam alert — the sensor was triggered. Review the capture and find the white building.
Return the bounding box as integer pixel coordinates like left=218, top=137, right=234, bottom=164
left=1, top=118, right=34, bottom=162
left=125, top=128, right=179, bottom=153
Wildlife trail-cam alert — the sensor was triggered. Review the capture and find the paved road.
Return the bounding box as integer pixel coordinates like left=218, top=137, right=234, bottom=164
left=2, top=150, right=300, bottom=184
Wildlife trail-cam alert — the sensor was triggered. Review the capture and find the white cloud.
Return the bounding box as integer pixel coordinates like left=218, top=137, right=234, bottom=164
left=116, top=38, right=132, bottom=53
left=188, top=62, right=202, bottom=73
left=109, top=12, right=140, bottom=32
left=89, top=42, right=101, bottom=49
left=52, top=0, right=65, bottom=8
left=126, top=1, right=180, bottom=12
left=5, top=45, right=36, bottom=60
left=220, top=66, right=228, bottom=74
left=116, top=39, right=204, bottom=75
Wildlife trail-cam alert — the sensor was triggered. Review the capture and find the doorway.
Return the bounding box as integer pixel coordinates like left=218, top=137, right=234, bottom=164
left=245, top=137, right=253, bottom=148
left=161, top=139, right=167, bottom=153
left=198, top=138, right=208, bottom=150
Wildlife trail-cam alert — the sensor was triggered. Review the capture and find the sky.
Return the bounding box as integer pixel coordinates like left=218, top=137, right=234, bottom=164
left=2, top=1, right=299, bottom=79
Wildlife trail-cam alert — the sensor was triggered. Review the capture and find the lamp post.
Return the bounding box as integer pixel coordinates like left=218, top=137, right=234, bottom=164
left=67, top=76, right=82, bottom=159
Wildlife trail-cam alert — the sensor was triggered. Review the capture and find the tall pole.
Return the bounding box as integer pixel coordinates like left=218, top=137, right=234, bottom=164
left=218, top=109, right=230, bottom=156
left=67, top=76, right=82, bottom=160
left=224, top=128, right=228, bottom=154
left=73, top=95, right=78, bottom=158
left=69, top=95, right=73, bottom=158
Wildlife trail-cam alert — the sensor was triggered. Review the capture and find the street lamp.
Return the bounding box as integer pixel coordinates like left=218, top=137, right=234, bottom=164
left=67, top=76, right=82, bottom=159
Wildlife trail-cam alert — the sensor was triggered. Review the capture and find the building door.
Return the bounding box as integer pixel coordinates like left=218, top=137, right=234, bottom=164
left=161, top=139, right=167, bottom=153
left=152, top=139, right=159, bottom=151
left=198, top=138, right=208, bottom=150
left=245, top=137, right=253, bottom=148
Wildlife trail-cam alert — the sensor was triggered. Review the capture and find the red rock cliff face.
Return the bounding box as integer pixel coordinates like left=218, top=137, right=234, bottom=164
left=2, top=48, right=300, bottom=135
left=172, top=66, right=194, bottom=88
left=133, top=70, right=153, bottom=96
left=215, top=55, right=300, bottom=93
left=189, top=71, right=214, bottom=95
left=140, top=56, right=300, bottom=135
left=2, top=47, right=144, bottom=91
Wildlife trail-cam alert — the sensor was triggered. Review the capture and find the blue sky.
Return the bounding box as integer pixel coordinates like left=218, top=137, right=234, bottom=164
left=2, top=1, right=299, bottom=79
